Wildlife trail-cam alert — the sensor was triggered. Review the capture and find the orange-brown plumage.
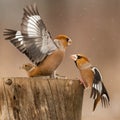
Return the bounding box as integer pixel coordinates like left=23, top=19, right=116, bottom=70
left=3, top=4, right=72, bottom=78
left=71, top=53, right=110, bottom=111
left=22, top=42, right=67, bottom=77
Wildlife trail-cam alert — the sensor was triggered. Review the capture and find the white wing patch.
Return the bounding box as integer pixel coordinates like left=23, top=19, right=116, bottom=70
left=93, top=81, right=102, bottom=94
left=15, top=31, right=24, bottom=45
left=91, top=67, right=103, bottom=94
left=27, top=15, right=41, bottom=37
left=102, top=94, right=108, bottom=99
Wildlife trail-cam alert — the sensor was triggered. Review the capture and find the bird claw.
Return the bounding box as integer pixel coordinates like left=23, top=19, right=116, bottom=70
left=50, top=71, right=67, bottom=79
left=79, top=79, right=87, bottom=88
left=55, top=74, right=67, bottom=79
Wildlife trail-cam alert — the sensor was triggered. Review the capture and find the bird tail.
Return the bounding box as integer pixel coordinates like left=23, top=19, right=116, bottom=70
left=90, top=82, right=110, bottom=111
left=93, top=94, right=101, bottom=111
left=100, top=83, right=110, bottom=108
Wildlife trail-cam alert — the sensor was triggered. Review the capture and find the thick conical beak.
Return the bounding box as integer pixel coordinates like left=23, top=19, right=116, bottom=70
left=70, top=54, right=77, bottom=61
left=68, top=39, right=72, bottom=45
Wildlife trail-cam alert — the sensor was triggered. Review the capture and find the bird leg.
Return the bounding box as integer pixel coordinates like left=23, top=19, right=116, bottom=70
left=50, top=71, right=58, bottom=78
left=79, top=78, right=87, bottom=88
left=50, top=71, right=67, bottom=79
left=55, top=73, right=67, bottom=79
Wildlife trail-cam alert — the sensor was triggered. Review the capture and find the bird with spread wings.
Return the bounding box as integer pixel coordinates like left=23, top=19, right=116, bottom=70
left=4, top=4, right=72, bottom=78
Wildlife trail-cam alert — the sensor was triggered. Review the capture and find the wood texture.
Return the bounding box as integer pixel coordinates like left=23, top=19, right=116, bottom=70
left=0, top=77, right=84, bottom=120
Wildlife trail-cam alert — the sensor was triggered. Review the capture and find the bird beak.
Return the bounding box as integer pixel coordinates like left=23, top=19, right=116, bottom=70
left=68, top=39, right=72, bottom=45
left=70, top=54, right=77, bottom=61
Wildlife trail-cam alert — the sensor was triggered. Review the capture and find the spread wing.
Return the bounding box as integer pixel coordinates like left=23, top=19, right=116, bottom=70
left=4, top=4, right=58, bottom=65
left=90, top=67, right=110, bottom=109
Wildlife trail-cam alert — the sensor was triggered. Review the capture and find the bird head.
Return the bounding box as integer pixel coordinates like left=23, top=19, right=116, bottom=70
left=71, top=54, right=90, bottom=68
left=55, top=35, right=72, bottom=48
left=22, top=63, right=35, bottom=71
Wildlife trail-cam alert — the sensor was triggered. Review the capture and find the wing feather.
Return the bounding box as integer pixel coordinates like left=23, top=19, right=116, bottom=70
left=4, top=4, right=57, bottom=65
left=90, top=67, right=110, bottom=110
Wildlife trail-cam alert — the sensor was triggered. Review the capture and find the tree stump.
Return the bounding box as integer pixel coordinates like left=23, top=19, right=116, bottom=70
left=0, top=77, right=84, bottom=120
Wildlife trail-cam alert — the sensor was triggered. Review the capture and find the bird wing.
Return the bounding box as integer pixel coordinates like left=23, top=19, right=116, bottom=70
left=4, top=4, right=58, bottom=65
left=90, top=67, right=110, bottom=110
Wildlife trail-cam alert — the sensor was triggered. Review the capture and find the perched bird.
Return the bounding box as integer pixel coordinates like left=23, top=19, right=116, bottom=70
left=71, top=54, right=110, bottom=111
left=3, top=4, right=72, bottom=78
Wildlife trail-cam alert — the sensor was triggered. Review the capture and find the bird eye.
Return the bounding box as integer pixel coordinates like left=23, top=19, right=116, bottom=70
left=77, top=55, right=82, bottom=59
left=66, top=38, right=69, bottom=42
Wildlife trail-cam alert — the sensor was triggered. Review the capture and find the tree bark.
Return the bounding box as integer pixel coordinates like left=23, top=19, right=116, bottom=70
left=0, top=77, right=84, bottom=120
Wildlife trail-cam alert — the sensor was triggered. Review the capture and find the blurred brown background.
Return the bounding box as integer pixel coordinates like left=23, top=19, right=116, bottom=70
left=0, top=0, right=120, bottom=119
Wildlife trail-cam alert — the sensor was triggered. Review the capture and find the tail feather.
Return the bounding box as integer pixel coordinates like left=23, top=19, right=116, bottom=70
left=91, top=82, right=110, bottom=111
left=93, top=95, right=101, bottom=111
left=91, top=67, right=110, bottom=111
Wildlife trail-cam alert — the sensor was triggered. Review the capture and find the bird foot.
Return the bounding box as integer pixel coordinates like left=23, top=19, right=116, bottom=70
left=55, top=74, right=67, bottom=79
left=79, top=79, right=87, bottom=88
left=50, top=71, right=67, bottom=79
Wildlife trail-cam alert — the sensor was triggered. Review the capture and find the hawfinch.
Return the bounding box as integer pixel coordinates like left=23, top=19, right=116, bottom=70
left=3, top=4, right=72, bottom=78
left=71, top=54, right=110, bottom=111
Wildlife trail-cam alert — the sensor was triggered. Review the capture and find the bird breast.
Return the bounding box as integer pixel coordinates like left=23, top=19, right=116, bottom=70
left=80, top=69, right=94, bottom=87
left=29, top=50, right=65, bottom=76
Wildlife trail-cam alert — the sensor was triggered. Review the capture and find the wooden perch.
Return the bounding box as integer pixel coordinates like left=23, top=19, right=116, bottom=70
left=0, top=77, right=84, bottom=120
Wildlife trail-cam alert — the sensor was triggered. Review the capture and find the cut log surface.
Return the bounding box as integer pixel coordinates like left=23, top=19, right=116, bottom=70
left=0, top=77, right=84, bottom=120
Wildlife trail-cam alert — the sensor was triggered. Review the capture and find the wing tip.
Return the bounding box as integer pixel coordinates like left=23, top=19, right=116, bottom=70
left=3, top=29, right=17, bottom=40
left=23, top=3, right=39, bottom=17
left=91, top=85, right=110, bottom=111
left=101, top=94, right=110, bottom=107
